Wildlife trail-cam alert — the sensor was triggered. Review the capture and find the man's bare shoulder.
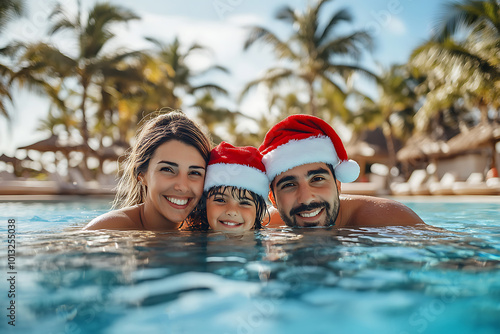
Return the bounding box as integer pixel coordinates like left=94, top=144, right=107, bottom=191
left=339, top=195, right=424, bottom=227
left=83, top=206, right=143, bottom=230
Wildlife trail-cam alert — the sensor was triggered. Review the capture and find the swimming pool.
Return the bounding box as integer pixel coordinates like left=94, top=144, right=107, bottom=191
left=1, top=196, right=499, bottom=334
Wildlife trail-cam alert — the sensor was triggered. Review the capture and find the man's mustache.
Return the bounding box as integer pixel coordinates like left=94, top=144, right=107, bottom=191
left=290, top=201, right=330, bottom=217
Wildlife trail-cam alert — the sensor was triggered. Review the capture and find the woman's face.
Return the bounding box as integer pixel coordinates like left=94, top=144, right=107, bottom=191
left=141, top=140, right=206, bottom=226
left=206, top=187, right=257, bottom=232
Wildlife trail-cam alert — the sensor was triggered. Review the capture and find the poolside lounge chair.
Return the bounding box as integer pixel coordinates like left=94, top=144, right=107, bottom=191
left=453, top=173, right=498, bottom=195
left=67, top=167, right=111, bottom=195
left=390, top=169, right=430, bottom=196
left=429, top=172, right=457, bottom=195
left=486, top=177, right=500, bottom=194
left=0, top=179, right=61, bottom=195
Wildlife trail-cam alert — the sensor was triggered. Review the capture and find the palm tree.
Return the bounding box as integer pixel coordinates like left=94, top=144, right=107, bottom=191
left=145, top=36, right=229, bottom=110
left=46, top=1, right=141, bottom=146
left=355, top=64, right=421, bottom=172
left=410, top=0, right=500, bottom=128
left=193, top=91, right=255, bottom=145
left=14, top=1, right=140, bottom=141
left=0, top=0, right=25, bottom=30
left=0, top=0, right=26, bottom=119
left=242, top=0, right=375, bottom=116
left=11, top=1, right=141, bottom=176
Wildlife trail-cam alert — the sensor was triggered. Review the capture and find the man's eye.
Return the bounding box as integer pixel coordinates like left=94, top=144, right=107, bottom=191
left=190, top=170, right=202, bottom=176
left=281, top=182, right=295, bottom=189
left=312, top=176, right=325, bottom=182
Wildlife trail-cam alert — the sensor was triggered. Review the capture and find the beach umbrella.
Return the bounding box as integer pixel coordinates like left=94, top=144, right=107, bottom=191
left=94, top=144, right=128, bottom=161
left=446, top=123, right=500, bottom=156
left=17, top=135, right=89, bottom=154
left=347, top=128, right=403, bottom=165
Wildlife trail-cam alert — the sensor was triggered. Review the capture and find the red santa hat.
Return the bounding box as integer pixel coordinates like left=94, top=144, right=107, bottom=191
left=258, top=114, right=360, bottom=183
left=204, top=142, right=269, bottom=199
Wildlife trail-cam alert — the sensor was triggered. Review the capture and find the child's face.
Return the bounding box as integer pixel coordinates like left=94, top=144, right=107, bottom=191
left=206, top=187, right=257, bottom=232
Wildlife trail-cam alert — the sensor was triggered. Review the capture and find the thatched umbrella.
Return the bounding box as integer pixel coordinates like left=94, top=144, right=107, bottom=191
left=17, top=135, right=91, bottom=175
left=396, top=132, right=454, bottom=162
left=446, top=122, right=500, bottom=156
left=347, top=128, right=402, bottom=164
left=346, top=127, right=402, bottom=179
left=94, top=144, right=128, bottom=162
left=445, top=122, right=500, bottom=171
left=17, top=134, right=89, bottom=154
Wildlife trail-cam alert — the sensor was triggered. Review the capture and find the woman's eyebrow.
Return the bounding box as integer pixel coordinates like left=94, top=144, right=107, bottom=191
left=157, top=161, right=177, bottom=166
left=156, top=161, right=205, bottom=170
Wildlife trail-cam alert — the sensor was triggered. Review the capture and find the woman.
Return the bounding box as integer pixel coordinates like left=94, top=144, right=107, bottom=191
left=84, top=111, right=211, bottom=231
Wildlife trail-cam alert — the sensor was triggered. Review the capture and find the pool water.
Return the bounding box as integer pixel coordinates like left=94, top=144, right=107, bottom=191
left=1, top=197, right=499, bottom=334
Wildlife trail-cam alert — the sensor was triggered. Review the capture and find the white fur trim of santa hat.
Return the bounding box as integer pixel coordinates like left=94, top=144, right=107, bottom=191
left=204, top=163, right=270, bottom=199
left=262, top=135, right=360, bottom=183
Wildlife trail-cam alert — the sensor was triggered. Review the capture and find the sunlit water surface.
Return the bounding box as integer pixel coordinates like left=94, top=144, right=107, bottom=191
left=1, top=197, right=499, bottom=334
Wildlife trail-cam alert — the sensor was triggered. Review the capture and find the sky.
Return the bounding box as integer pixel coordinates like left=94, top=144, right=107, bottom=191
left=0, top=0, right=449, bottom=157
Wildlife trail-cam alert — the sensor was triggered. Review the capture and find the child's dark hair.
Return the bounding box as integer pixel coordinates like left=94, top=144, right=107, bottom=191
left=186, top=185, right=268, bottom=231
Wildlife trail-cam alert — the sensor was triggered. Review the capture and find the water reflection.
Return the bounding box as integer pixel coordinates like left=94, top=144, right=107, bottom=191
left=7, top=224, right=500, bottom=333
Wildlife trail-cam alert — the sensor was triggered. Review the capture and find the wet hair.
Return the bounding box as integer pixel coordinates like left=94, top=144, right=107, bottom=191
left=112, top=110, right=211, bottom=210
left=186, top=185, right=268, bottom=231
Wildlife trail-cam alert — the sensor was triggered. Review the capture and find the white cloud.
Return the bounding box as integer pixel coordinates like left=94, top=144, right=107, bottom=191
left=386, top=16, right=407, bottom=35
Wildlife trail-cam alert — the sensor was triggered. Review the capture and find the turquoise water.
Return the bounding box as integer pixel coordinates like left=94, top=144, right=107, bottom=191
left=1, top=197, right=499, bottom=334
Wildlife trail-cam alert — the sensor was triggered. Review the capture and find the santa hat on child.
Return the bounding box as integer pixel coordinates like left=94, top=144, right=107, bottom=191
left=258, top=114, right=360, bottom=183
left=204, top=141, right=269, bottom=199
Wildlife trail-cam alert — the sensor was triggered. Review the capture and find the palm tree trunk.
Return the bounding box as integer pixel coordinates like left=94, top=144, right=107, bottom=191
left=382, top=120, right=397, bottom=183
left=478, top=98, right=489, bottom=124
left=308, top=81, right=316, bottom=116
left=80, top=77, right=91, bottom=174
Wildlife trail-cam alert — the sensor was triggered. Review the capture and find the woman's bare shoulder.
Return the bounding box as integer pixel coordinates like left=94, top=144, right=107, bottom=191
left=83, top=206, right=143, bottom=230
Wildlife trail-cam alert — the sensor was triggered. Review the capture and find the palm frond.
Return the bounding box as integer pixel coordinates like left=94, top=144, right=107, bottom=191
left=318, top=30, right=373, bottom=59
left=0, top=0, right=26, bottom=31
left=243, top=26, right=296, bottom=59
left=275, top=5, right=296, bottom=24
left=317, top=7, right=352, bottom=43
left=239, top=67, right=295, bottom=102
left=190, top=84, right=228, bottom=96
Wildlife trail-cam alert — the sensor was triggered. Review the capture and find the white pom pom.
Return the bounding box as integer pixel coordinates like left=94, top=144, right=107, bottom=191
left=335, top=159, right=360, bottom=183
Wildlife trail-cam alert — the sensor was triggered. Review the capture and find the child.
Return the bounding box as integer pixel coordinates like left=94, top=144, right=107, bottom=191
left=189, top=142, right=269, bottom=232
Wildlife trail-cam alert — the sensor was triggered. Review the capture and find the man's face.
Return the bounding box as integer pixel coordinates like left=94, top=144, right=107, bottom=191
left=271, top=162, right=340, bottom=227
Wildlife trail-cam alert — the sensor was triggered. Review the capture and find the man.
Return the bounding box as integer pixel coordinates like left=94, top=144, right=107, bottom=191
left=259, top=114, right=424, bottom=228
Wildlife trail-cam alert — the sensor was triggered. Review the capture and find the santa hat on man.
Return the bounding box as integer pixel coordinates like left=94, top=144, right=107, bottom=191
left=258, top=114, right=360, bottom=183
left=204, top=142, right=269, bottom=199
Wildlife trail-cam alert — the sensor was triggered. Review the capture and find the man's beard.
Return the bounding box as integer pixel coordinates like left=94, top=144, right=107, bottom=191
left=279, top=198, right=339, bottom=228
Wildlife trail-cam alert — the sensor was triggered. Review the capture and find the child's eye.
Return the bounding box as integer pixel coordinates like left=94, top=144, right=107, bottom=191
left=240, top=200, right=253, bottom=206
left=213, top=197, right=225, bottom=203
left=189, top=170, right=203, bottom=176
